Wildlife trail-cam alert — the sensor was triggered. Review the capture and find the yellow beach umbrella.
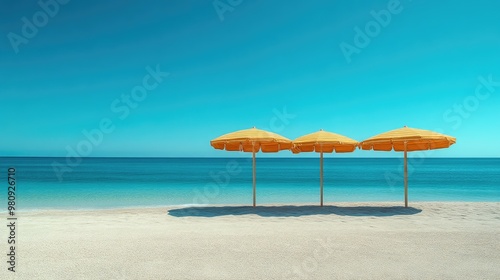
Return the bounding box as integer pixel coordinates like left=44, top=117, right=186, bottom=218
left=293, top=129, right=358, bottom=206
left=360, top=126, right=456, bottom=207
left=210, top=127, right=292, bottom=207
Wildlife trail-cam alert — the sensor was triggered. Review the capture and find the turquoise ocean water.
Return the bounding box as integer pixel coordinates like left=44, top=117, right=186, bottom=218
left=1, top=157, right=499, bottom=210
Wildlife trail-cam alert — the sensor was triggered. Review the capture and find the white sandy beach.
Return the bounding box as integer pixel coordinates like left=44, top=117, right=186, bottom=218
left=3, top=202, right=500, bottom=279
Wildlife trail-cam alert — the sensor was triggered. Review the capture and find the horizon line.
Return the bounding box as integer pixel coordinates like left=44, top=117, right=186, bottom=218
left=0, top=156, right=498, bottom=159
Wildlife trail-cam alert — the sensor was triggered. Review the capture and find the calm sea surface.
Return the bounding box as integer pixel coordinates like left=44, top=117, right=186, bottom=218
left=1, top=157, right=499, bottom=210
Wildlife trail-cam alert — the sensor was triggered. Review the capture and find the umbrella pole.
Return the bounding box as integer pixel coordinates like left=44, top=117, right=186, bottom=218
left=320, top=151, right=324, bottom=207
left=404, top=142, right=408, bottom=208
left=252, top=148, right=256, bottom=207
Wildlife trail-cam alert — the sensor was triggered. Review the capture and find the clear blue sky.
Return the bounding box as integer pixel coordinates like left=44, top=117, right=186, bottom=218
left=1, top=0, right=499, bottom=157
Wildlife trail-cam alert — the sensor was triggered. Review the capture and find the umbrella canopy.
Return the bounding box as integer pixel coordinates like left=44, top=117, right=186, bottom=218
left=360, top=126, right=456, bottom=207
left=210, top=127, right=292, bottom=207
left=293, top=129, right=358, bottom=206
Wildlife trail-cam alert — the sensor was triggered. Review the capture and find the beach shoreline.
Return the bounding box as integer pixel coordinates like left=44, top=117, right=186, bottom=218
left=5, top=200, right=500, bottom=213
left=3, top=202, right=500, bottom=279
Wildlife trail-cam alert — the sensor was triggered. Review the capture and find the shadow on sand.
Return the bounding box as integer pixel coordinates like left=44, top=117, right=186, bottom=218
left=168, top=205, right=422, bottom=218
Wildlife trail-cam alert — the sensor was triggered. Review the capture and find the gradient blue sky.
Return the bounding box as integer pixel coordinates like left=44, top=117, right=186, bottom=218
left=1, top=0, right=499, bottom=157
